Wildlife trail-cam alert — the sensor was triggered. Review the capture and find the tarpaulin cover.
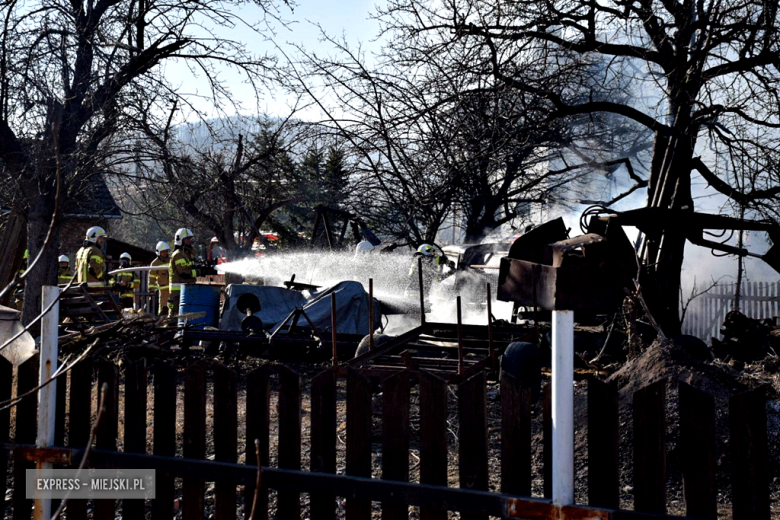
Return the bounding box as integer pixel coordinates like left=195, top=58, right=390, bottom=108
left=220, top=284, right=306, bottom=332
left=220, top=281, right=381, bottom=335
left=291, top=281, right=381, bottom=335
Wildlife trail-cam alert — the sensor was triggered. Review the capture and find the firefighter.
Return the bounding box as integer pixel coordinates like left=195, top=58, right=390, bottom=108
left=75, top=226, right=108, bottom=287
left=57, top=255, right=73, bottom=285
left=404, top=243, right=449, bottom=298
left=168, top=228, right=198, bottom=315
left=114, top=252, right=139, bottom=308
left=150, top=241, right=171, bottom=316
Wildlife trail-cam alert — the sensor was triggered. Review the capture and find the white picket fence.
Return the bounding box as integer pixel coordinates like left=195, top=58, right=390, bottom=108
left=681, top=281, right=780, bottom=341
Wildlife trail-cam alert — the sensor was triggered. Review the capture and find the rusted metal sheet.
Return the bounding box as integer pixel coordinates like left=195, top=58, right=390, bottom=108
left=498, top=218, right=638, bottom=312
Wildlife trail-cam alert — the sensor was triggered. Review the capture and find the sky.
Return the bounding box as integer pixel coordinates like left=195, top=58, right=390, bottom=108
left=163, top=1, right=779, bottom=288
left=165, top=0, right=382, bottom=120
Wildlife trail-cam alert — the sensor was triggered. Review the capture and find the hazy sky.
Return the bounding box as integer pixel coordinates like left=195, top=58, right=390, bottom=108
left=166, top=0, right=382, bottom=119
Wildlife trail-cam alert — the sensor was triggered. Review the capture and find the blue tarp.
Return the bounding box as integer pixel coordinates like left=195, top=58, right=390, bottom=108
left=220, top=281, right=381, bottom=335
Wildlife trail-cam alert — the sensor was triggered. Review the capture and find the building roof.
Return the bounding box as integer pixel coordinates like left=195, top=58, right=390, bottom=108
left=62, top=174, right=122, bottom=219
left=106, top=238, right=155, bottom=264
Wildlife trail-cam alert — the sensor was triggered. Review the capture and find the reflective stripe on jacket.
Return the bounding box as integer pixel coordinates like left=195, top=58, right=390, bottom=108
left=115, top=271, right=138, bottom=298
left=58, top=268, right=73, bottom=285
left=169, top=247, right=196, bottom=290
left=75, top=245, right=106, bottom=285
left=150, top=257, right=170, bottom=290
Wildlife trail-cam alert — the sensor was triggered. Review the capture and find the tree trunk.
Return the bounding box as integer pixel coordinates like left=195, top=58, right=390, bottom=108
left=21, top=195, right=60, bottom=336
left=641, top=121, right=696, bottom=337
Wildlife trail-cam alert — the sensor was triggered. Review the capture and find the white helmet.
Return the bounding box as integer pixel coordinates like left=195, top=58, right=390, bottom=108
left=355, top=240, right=375, bottom=255
left=416, top=244, right=436, bottom=256
left=156, top=241, right=171, bottom=255
left=120, top=252, right=132, bottom=261
left=174, top=228, right=194, bottom=246
left=85, top=226, right=107, bottom=244
left=58, top=255, right=69, bottom=263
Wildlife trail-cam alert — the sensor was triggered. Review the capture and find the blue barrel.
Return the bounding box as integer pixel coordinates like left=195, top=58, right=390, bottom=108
left=179, top=284, right=221, bottom=329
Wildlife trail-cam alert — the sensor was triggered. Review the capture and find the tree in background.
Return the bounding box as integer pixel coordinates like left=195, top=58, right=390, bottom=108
left=115, top=115, right=310, bottom=256
left=0, top=0, right=291, bottom=326
left=369, top=0, right=780, bottom=335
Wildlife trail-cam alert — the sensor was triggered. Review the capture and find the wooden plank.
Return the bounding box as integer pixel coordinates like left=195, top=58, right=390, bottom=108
left=182, top=361, right=207, bottom=520
left=0, top=356, right=12, bottom=516
left=65, top=359, right=92, bottom=520
left=542, top=382, right=552, bottom=499
left=632, top=379, right=666, bottom=515
left=244, top=366, right=271, bottom=520
left=310, top=368, right=337, bottom=520
left=678, top=382, right=715, bottom=519
left=418, top=370, right=447, bottom=520
left=13, top=353, right=38, bottom=520
left=500, top=372, right=531, bottom=497
left=346, top=368, right=372, bottom=520
left=213, top=363, right=238, bottom=520
left=151, top=360, right=176, bottom=520
left=730, top=387, right=770, bottom=520
left=458, top=372, right=488, bottom=520
left=94, top=360, right=119, bottom=520
left=382, top=371, right=410, bottom=520
left=123, top=359, right=148, bottom=520
left=588, top=378, right=619, bottom=509
left=277, top=365, right=302, bottom=520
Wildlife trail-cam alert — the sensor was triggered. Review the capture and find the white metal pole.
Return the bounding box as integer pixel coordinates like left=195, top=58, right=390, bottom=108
left=552, top=309, right=574, bottom=506
left=34, top=285, right=60, bottom=520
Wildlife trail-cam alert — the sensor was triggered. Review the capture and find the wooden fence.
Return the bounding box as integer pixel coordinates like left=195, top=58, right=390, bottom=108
left=0, top=353, right=773, bottom=520
left=682, top=281, right=780, bottom=341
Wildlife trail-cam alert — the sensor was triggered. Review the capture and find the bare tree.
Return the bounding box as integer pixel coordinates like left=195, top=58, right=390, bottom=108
left=0, top=0, right=291, bottom=326
left=368, top=0, right=780, bottom=335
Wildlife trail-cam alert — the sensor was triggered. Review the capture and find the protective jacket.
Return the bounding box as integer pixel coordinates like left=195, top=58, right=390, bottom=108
left=58, top=267, right=73, bottom=285
left=150, top=256, right=170, bottom=316
left=404, top=255, right=446, bottom=298
left=75, top=245, right=107, bottom=286
left=114, top=270, right=139, bottom=298
left=168, top=246, right=197, bottom=313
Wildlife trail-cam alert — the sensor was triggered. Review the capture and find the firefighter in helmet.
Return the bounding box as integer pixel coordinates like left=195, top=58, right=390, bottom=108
left=57, top=255, right=73, bottom=285
left=75, top=226, right=108, bottom=287
left=114, top=252, right=139, bottom=308
left=405, top=243, right=449, bottom=298
left=168, top=228, right=198, bottom=315
left=150, top=241, right=171, bottom=316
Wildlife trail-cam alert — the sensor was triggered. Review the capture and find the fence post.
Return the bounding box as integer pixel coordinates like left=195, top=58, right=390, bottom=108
left=588, top=378, right=619, bottom=509
left=730, top=387, right=770, bottom=520
left=33, top=286, right=59, bottom=520
left=0, top=355, right=11, bottom=515
left=277, top=365, right=302, bottom=520
left=633, top=379, right=667, bottom=514
left=419, top=370, right=447, bottom=520
left=458, top=372, right=488, bottom=520
left=310, top=368, right=337, bottom=520
left=551, top=310, right=574, bottom=506
left=346, top=368, right=372, bottom=520
left=679, top=382, right=716, bottom=519
left=382, top=370, right=410, bottom=520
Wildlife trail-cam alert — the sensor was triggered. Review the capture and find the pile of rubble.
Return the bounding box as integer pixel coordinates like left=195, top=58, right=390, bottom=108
left=712, top=310, right=780, bottom=372
left=59, top=314, right=180, bottom=363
